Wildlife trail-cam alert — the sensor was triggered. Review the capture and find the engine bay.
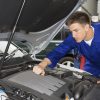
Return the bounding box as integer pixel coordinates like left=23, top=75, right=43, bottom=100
left=0, top=56, right=100, bottom=100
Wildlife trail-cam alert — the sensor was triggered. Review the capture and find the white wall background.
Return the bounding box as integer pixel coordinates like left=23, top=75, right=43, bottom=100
left=97, top=0, right=100, bottom=20
left=78, top=0, right=99, bottom=21
left=82, top=0, right=97, bottom=15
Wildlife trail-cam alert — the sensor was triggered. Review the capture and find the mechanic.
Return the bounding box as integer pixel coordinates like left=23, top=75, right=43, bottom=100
left=33, top=11, right=100, bottom=78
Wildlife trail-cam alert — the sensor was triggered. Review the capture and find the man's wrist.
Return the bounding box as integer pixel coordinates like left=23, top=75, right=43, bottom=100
left=38, top=61, right=47, bottom=69
left=43, top=58, right=51, bottom=65
left=38, top=58, right=51, bottom=69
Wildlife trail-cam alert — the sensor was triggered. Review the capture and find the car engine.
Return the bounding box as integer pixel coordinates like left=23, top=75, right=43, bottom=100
left=0, top=56, right=100, bottom=100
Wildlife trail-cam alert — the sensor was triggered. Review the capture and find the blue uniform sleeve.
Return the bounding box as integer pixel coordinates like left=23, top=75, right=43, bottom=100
left=46, top=34, right=76, bottom=68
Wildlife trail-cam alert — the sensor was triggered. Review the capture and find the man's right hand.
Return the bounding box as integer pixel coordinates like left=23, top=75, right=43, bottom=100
left=33, top=58, right=51, bottom=75
left=33, top=65, right=45, bottom=76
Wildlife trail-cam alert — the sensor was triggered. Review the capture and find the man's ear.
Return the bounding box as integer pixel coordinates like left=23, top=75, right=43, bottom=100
left=85, top=24, right=90, bottom=32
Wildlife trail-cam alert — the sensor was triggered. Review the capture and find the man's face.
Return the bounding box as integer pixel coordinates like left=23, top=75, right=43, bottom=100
left=69, top=23, right=89, bottom=43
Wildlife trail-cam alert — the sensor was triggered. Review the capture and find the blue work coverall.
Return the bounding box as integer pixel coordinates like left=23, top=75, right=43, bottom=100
left=47, top=22, right=100, bottom=77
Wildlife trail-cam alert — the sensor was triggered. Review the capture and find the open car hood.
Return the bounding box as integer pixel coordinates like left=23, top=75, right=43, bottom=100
left=0, top=0, right=85, bottom=55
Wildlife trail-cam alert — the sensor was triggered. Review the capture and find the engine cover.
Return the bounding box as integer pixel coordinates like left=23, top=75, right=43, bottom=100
left=0, top=70, right=73, bottom=100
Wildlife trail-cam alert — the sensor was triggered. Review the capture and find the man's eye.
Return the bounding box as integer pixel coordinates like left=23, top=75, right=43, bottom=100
left=75, top=30, right=79, bottom=32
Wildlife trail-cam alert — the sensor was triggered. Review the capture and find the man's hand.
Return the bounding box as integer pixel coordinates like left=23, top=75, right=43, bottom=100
left=33, top=58, right=51, bottom=76
left=33, top=65, right=45, bottom=76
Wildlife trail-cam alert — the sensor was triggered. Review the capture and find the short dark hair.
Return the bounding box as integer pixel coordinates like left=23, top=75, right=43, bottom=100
left=66, top=11, right=91, bottom=26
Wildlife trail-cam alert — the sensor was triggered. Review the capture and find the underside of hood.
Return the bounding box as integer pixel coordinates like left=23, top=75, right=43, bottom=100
left=0, top=0, right=85, bottom=55
left=0, top=0, right=83, bottom=32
